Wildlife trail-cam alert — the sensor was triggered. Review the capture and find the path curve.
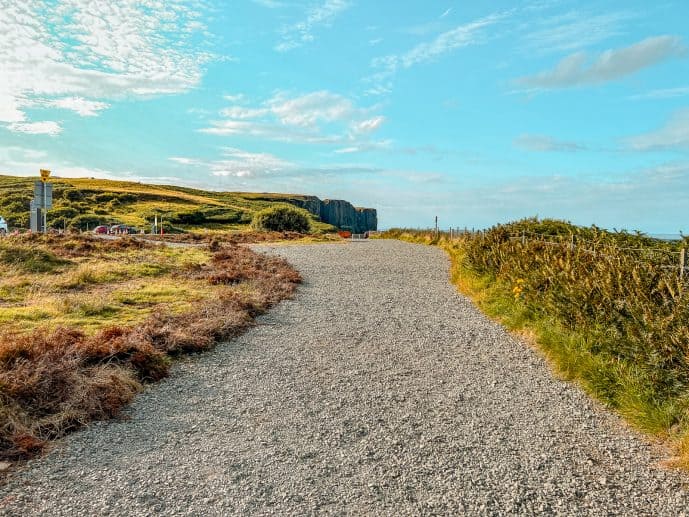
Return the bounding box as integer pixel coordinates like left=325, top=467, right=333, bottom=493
left=1, top=240, right=688, bottom=515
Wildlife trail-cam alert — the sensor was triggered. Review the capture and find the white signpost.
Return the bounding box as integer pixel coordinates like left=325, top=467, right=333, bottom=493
left=30, top=169, right=53, bottom=233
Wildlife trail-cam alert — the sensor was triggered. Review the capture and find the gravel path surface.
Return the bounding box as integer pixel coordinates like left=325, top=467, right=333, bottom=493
left=2, top=240, right=688, bottom=515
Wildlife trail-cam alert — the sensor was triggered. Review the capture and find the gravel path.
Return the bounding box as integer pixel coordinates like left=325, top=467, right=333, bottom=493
left=2, top=240, right=689, bottom=515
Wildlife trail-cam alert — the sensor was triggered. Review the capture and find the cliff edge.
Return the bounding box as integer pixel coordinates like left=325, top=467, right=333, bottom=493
left=288, top=196, right=378, bottom=233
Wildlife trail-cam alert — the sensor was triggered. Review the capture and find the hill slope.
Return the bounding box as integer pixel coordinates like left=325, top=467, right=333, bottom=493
left=0, top=175, right=376, bottom=233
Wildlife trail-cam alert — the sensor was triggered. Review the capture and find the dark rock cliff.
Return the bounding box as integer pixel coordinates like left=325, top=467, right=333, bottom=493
left=288, top=196, right=377, bottom=233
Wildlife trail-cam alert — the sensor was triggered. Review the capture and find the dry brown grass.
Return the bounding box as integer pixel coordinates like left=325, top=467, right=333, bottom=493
left=140, top=230, right=312, bottom=245
left=0, top=238, right=300, bottom=461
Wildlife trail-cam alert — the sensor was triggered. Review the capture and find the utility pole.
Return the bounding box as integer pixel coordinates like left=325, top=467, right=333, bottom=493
left=435, top=216, right=438, bottom=237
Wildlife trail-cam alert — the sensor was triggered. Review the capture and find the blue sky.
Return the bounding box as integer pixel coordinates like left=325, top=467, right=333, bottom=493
left=1, top=1, right=689, bottom=233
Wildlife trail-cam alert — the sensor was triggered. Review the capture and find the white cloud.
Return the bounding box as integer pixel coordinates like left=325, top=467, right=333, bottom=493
left=275, top=0, right=350, bottom=52
left=268, top=91, right=354, bottom=128
left=335, top=140, right=393, bottom=154
left=514, top=134, right=586, bottom=152
left=353, top=116, right=386, bottom=134
left=516, top=36, right=686, bottom=90
left=8, top=121, right=62, bottom=136
left=171, top=148, right=292, bottom=179
left=0, top=0, right=211, bottom=133
left=219, top=107, right=270, bottom=120
left=628, top=86, right=689, bottom=100
left=223, top=94, right=246, bottom=103
left=200, top=91, right=385, bottom=147
left=46, top=97, right=110, bottom=117
left=625, top=109, right=689, bottom=151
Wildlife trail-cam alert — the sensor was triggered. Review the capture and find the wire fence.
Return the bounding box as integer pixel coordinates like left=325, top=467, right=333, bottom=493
left=437, top=227, right=689, bottom=282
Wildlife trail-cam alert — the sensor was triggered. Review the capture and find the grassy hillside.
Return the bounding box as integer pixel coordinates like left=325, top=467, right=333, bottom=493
left=0, top=175, right=336, bottom=233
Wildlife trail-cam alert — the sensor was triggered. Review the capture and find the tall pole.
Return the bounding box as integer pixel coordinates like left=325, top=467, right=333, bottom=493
left=435, top=216, right=438, bottom=237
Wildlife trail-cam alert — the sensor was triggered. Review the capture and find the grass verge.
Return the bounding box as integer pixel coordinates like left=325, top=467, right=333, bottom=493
left=379, top=223, right=689, bottom=469
left=0, top=234, right=300, bottom=461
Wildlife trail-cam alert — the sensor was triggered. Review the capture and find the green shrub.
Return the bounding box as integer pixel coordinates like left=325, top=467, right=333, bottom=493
left=251, top=206, right=311, bottom=233
left=170, top=210, right=207, bottom=225
left=48, top=207, right=79, bottom=220
left=68, top=214, right=104, bottom=231
left=62, top=189, right=84, bottom=201
left=93, top=193, right=118, bottom=203
left=0, top=244, right=71, bottom=273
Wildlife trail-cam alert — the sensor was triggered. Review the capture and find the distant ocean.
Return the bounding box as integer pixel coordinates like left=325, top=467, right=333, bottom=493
left=650, top=234, right=684, bottom=241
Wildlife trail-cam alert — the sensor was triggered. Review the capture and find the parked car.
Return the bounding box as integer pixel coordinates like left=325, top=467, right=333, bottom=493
left=0, top=216, right=7, bottom=235
left=93, top=225, right=109, bottom=234
left=109, top=224, right=137, bottom=235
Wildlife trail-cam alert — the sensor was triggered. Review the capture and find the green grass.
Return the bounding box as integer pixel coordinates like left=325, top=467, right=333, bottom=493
left=0, top=236, right=217, bottom=334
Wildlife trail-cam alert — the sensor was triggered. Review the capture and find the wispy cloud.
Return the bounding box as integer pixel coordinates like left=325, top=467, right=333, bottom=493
left=368, top=12, right=507, bottom=94
left=45, top=97, right=110, bottom=117
left=252, top=0, right=284, bottom=8
left=440, top=8, right=452, bottom=19
left=521, top=10, right=636, bottom=54
left=514, top=134, right=586, bottom=152
left=172, top=148, right=292, bottom=178
left=8, top=121, right=63, bottom=136
left=0, top=0, right=212, bottom=134
left=625, top=109, right=689, bottom=151
left=516, top=35, right=686, bottom=90
left=628, top=86, right=689, bottom=101
left=169, top=146, right=381, bottom=186
left=275, top=0, right=350, bottom=52
left=335, top=140, right=393, bottom=154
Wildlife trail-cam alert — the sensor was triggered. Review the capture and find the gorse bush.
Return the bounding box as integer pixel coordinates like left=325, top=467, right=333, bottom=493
left=252, top=205, right=311, bottom=233
left=462, top=220, right=689, bottom=397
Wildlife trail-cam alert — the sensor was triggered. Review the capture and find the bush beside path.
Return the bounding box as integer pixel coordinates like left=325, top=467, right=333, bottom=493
left=1, top=240, right=688, bottom=515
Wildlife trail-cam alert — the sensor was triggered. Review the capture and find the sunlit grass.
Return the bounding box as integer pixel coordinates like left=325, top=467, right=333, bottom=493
left=0, top=237, right=216, bottom=336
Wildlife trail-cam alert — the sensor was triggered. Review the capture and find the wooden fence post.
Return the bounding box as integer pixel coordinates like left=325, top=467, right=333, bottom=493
left=680, top=248, right=687, bottom=281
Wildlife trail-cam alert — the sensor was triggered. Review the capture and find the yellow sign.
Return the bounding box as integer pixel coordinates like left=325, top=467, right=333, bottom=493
left=40, top=169, right=51, bottom=182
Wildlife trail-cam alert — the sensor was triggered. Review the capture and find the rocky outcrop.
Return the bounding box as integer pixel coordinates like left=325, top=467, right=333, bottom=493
left=289, top=196, right=377, bottom=233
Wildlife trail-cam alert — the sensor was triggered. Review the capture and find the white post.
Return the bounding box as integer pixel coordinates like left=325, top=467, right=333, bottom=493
left=43, top=182, right=47, bottom=234
left=681, top=248, right=686, bottom=281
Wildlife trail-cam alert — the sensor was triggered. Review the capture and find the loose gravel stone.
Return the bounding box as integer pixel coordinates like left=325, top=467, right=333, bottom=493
left=1, top=240, right=688, bottom=516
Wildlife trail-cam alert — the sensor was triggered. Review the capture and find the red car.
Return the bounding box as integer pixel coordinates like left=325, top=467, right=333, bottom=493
left=93, top=225, right=109, bottom=234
